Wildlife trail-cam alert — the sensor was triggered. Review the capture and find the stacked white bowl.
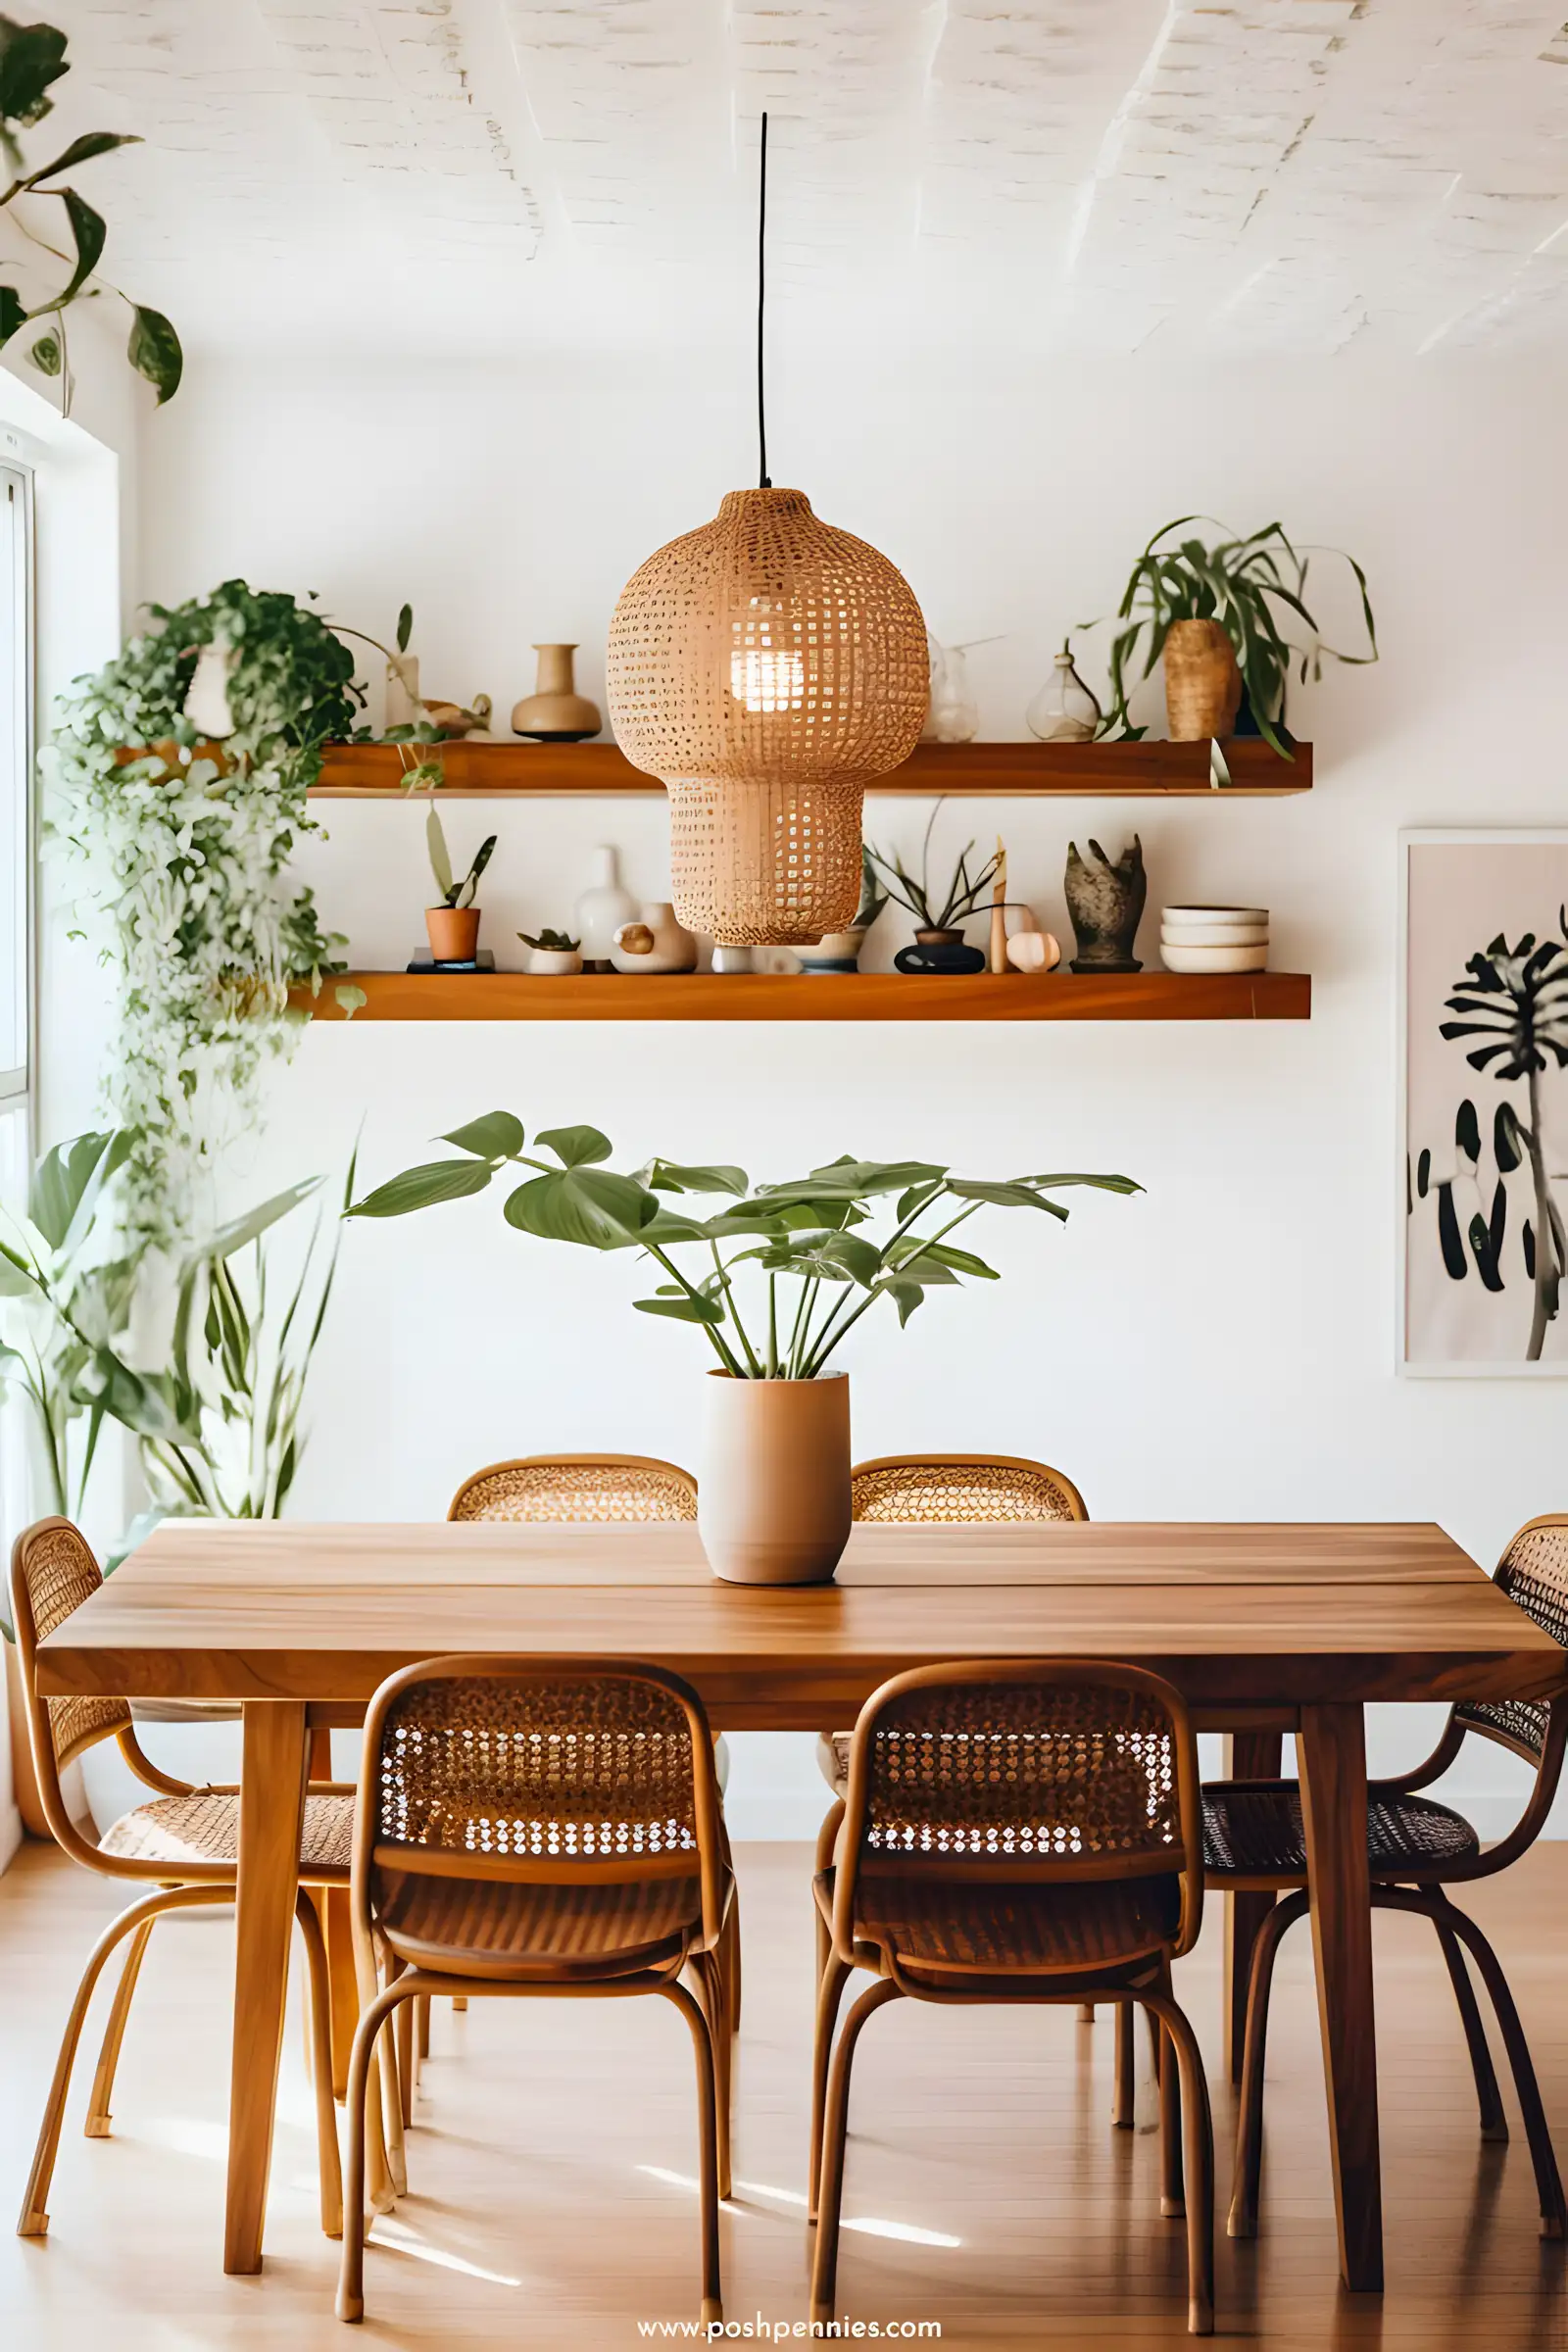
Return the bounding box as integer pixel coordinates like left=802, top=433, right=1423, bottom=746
left=1160, top=906, right=1268, bottom=974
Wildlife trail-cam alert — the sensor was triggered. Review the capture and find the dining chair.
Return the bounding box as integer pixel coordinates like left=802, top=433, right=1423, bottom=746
left=8, top=1516, right=351, bottom=2241
left=810, top=1658, right=1215, bottom=2335
left=334, top=1654, right=733, bottom=2327
left=812, top=1455, right=1100, bottom=2019
left=1205, top=1512, right=1568, bottom=2242
left=436, top=1451, right=738, bottom=2066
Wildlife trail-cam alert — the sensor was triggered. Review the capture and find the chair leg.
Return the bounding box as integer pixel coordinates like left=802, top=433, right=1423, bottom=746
left=84, top=1916, right=156, bottom=2138
left=662, top=1978, right=723, bottom=2327
left=1432, top=1912, right=1507, bottom=2141
left=809, top=1953, right=852, bottom=2221
left=1112, top=1998, right=1135, bottom=2129
left=337, top=1976, right=416, bottom=2324
left=395, top=1993, right=415, bottom=2131
left=18, top=1884, right=219, bottom=2239
left=416, top=1992, right=430, bottom=2063
left=378, top=1957, right=409, bottom=2198
left=1228, top=1887, right=1309, bottom=2240
left=691, top=1950, right=732, bottom=2199
left=1154, top=1998, right=1184, bottom=2218
left=1434, top=1894, right=1568, bottom=2241
left=813, top=1801, right=844, bottom=1991
left=295, top=1891, right=344, bottom=2239
left=1146, top=1987, right=1215, bottom=2336
left=809, top=1978, right=902, bottom=2328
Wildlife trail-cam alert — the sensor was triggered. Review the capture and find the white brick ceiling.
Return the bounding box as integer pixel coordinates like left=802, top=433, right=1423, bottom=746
left=17, top=1, right=1568, bottom=355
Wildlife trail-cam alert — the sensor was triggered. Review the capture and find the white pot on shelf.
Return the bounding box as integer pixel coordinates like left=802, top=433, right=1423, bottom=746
left=575, top=845, right=638, bottom=969
left=611, top=902, right=698, bottom=974
left=523, top=946, right=583, bottom=975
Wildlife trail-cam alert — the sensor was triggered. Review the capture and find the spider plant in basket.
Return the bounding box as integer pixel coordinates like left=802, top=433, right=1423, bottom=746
left=348, top=1115, right=1140, bottom=1584
left=866, top=807, right=1000, bottom=974
left=1091, top=516, right=1377, bottom=758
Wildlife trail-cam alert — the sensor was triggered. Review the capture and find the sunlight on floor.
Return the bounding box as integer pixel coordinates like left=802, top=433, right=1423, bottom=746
left=637, top=2165, right=962, bottom=2247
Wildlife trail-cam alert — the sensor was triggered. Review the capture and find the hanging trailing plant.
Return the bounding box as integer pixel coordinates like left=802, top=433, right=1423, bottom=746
left=44, top=579, right=363, bottom=1250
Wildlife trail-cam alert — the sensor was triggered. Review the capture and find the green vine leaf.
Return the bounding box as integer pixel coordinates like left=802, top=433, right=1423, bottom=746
left=27, top=326, right=60, bottom=376
left=126, top=304, right=182, bottom=404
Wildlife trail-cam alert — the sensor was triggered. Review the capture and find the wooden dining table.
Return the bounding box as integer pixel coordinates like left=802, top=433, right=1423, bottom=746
left=32, top=1515, right=1566, bottom=2295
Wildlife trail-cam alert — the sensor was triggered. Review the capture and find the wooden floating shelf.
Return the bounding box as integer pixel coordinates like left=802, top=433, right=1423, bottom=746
left=311, top=738, right=1312, bottom=800
left=297, top=971, right=1311, bottom=1023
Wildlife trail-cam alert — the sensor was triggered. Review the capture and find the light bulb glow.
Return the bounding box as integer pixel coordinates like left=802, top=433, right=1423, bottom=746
left=730, top=602, right=805, bottom=712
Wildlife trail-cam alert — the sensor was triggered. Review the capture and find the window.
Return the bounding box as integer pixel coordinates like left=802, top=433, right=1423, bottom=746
left=0, top=463, right=31, bottom=1119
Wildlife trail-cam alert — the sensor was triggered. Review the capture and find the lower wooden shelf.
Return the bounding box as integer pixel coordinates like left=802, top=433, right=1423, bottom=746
left=297, top=970, right=1311, bottom=1022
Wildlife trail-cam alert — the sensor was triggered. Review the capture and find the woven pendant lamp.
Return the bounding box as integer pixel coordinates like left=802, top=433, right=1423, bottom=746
left=605, top=122, right=927, bottom=948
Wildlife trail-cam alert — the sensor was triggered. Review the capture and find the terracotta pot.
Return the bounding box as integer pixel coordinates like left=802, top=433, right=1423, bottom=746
left=698, top=1371, right=851, bottom=1586
left=1163, top=619, right=1242, bottom=741
left=425, top=906, right=481, bottom=962
left=5, top=1638, right=48, bottom=1838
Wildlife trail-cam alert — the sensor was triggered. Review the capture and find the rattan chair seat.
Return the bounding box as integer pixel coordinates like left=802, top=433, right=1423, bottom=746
left=814, top=1865, right=1183, bottom=1977
left=374, top=1865, right=718, bottom=1979
left=1202, top=1781, right=1479, bottom=1883
left=99, top=1790, right=356, bottom=1876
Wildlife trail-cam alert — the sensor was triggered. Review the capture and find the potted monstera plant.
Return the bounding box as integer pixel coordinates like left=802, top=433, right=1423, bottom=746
left=349, top=1118, right=1139, bottom=1585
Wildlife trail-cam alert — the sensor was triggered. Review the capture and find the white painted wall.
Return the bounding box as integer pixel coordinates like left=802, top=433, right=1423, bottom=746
left=88, top=348, right=1568, bottom=1837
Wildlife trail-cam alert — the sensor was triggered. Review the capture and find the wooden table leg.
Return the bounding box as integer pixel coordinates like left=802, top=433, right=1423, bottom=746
left=225, top=1700, right=309, bottom=2275
left=1298, top=1703, right=1382, bottom=2293
left=1223, top=1731, right=1282, bottom=2084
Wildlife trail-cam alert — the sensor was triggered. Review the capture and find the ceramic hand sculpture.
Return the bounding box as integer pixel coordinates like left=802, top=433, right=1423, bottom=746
left=1064, top=836, right=1146, bottom=973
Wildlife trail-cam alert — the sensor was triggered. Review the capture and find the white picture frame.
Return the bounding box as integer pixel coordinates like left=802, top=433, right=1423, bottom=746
left=1399, top=829, right=1568, bottom=1377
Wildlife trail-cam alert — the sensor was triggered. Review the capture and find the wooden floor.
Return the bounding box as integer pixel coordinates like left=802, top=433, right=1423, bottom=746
left=1, top=1839, right=1565, bottom=2349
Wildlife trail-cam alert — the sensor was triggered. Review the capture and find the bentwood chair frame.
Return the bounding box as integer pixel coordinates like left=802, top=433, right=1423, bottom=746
left=435, top=1451, right=738, bottom=2066
left=811, top=1658, right=1215, bottom=2336
left=1207, top=1512, right=1568, bottom=2242
left=9, top=1517, right=350, bottom=2242
left=335, top=1653, right=733, bottom=2328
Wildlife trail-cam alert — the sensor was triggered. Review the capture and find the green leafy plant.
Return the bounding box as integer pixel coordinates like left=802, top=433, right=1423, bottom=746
left=1090, top=517, right=1377, bottom=758
left=1437, top=926, right=1568, bottom=1359
left=866, top=806, right=1000, bottom=933
left=518, top=927, right=580, bottom=954
left=44, top=580, right=360, bottom=1249
left=0, top=1128, right=144, bottom=1516
left=427, top=810, right=495, bottom=909
left=135, top=1160, right=353, bottom=1520
left=347, top=1116, right=1140, bottom=1379
left=0, top=14, right=181, bottom=406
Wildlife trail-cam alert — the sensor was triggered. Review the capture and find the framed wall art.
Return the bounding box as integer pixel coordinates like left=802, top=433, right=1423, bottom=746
left=1401, top=830, right=1568, bottom=1375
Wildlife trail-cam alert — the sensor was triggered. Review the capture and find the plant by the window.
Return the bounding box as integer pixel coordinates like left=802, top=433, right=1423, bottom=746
left=1092, top=516, right=1377, bottom=757
left=44, top=579, right=362, bottom=1250
left=866, top=806, right=1000, bottom=932
left=0, top=15, right=181, bottom=407
left=427, top=810, right=495, bottom=908
left=135, top=1159, right=354, bottom=1521
left=518, top=927, right=580, bottom=954
left=0, top=1129, right=148, bottom=1517
left=348, top=1116, right=1139, bottom=1379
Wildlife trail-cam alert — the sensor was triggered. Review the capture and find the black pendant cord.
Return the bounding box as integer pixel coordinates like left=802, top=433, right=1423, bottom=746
left=757, top=109, right=770, bottom=489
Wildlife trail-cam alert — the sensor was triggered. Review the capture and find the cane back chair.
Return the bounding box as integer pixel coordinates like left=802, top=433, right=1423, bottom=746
left=9, top=1517, right=351, bottom=2241
left=1204, top=1513, right=1568, bottom=2242
left=815, top=1454, right=1088, bottom=1802
left=811, top=1660, right=1215, bottom=2336
left=335, top=1655, right=733, bottom=2327
left=436, top=1453, right=736, bottom=2057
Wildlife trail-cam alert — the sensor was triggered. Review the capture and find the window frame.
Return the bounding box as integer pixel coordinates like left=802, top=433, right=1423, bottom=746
left=0, top=459, right=35, bottom=1125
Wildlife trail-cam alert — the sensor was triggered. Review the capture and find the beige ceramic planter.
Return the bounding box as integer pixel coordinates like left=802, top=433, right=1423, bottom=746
left=698, top=1371, right=852, bottom=1586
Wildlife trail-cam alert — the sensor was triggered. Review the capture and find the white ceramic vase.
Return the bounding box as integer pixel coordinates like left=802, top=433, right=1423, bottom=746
left=698, top=1371, right=852, bottom=1586
left=575, top=845, right=638, bottom=970
left=611, top=901, right=698, bottom=974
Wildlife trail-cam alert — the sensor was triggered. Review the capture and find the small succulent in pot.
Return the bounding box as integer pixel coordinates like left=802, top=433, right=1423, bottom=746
left=424, top=809, right=495, bottom=962
left=518, top=926, right=583, bottom=976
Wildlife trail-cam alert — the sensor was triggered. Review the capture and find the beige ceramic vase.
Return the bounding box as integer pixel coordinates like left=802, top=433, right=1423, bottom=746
left=1162, top=619, right=1242, bottom=740
left=511, top=644, right=602, bottom=741
left=698, top=1371, right=852, bottom=1586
